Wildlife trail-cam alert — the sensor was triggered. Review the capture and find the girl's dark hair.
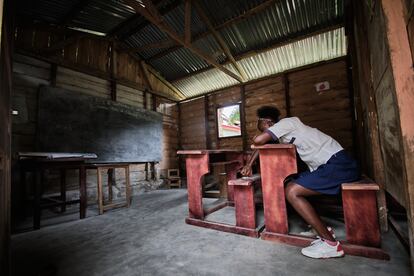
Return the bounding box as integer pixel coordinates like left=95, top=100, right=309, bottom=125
left=256, top=106, right=281, bottom=122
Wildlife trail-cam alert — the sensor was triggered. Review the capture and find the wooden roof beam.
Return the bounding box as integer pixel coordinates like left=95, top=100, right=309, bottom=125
left=148, top=0, right=278, bottom=62
left=122, top=0, right=243, bottom=83
left=193, top=1, right=248, bottom=82
left=116, top=0, right=181, bottom=40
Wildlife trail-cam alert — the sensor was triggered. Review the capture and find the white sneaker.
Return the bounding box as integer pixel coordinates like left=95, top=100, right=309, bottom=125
left=301, top=239, right=345, bottom=259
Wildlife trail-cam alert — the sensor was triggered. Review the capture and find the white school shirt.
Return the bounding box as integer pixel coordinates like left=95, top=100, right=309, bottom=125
left=265, top=117, right=343, bottom=172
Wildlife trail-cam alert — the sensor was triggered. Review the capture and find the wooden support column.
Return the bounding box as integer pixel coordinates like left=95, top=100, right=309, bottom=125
left=151, top=93, right=157, bottom=180
left=204, top=95, right=210, bottom=149
left=381, top=0, right=414, bottom=266
left=351, top=0, right=388, bottom=232
left=0, top=1, right=13, bottom=272
left=240, top=85, right=248, bottom=151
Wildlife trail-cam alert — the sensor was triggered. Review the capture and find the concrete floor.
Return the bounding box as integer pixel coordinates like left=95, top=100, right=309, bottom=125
left=12, top=189, right=411, bottom=276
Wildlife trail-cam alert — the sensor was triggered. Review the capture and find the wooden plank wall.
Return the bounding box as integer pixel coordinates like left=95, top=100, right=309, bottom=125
left=180, top=98, right=206, bottom=150
left=244, top=76, right=286, bottom=147
left=207, top=86, right=242, bottom=150
left=13, top=22, right=178, bottom=100
left=179, top=59, right=354, bottom=157
left=289, top=61, right=353, bottom=151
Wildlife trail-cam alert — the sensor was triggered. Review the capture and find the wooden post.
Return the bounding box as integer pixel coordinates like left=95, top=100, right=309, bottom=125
left=351, top=0, right=388, bottom=232
left=0, top=0, right=13, bottom=271
left=204, top=95, right=210, bottom=149
left=381, top=0, right=414, bottom=266
left=240, top=85, right=248, bottom=151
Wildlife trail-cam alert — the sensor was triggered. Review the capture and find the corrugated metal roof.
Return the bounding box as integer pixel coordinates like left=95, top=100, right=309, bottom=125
left=133, top=0, right=344, bottom=81
left=17, top=0, right=346, bottom=99
left=71, top=0, right=135, bottom=34
left=173, top=27, right=347, bottom=98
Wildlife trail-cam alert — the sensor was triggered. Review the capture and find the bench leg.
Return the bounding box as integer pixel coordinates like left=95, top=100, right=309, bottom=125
left=342, top=190, right=381, bottom=247
left=234, top=185, right=256, bottom=229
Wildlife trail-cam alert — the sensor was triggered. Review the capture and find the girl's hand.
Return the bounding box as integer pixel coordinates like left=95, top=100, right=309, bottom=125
left=241, top=165, right=252, bottom=176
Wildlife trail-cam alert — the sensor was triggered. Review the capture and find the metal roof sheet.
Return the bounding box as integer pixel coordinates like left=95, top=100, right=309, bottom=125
left=173, top=27, right=346, bottom=98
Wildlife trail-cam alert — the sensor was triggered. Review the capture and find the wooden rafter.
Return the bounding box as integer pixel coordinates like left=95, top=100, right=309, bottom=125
left=185, top=0, right=192, bottom=45
left=171, top=22, right=344, bottom=83
left=194, top=1, right=248, bottom=82
left=122, top=0, right=243, bottom=83
left=148, top=0, right=278, bottom=62
left=116, top=0, right=181, bottom=40
left=108, top=0, right=165, bottom=37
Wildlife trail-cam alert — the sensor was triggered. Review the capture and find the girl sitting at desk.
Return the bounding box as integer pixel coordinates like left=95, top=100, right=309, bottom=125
left=241, top=106, right=360, bottom=259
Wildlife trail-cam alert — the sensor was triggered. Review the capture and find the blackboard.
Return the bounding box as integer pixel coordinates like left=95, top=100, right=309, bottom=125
left=36, top=86, right=163, bottom=163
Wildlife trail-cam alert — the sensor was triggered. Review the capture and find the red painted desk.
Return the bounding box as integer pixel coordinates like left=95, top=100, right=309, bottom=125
left=178, top=150, right=265, bottom=236
left=253, top=144, right=389, bottom=260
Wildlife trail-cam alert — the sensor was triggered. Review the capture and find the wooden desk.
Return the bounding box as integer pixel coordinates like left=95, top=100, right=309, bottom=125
left=253, top=145, right=389, bottom=260
left=18, top=152, right=97, bottom=229
left=178, top=150, right=263, bottom=236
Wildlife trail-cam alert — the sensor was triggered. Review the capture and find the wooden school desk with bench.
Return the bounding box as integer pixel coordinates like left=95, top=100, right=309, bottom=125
left=178, top=145, right=389, bottom=260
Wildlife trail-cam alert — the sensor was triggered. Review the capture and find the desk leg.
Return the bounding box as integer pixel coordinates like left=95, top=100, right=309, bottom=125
left=186, top=154, right=209, bottom=219
left=79, top=166, right=87, bottom=219
left=60, top=169, right=66, bottom=213
left=234, top=185, right=256, bottom=229
left=97, top=168, right=104, bottom=215
left=259, top=148, right=297, bottom=234
left=33, top=170, right=42, bottom=230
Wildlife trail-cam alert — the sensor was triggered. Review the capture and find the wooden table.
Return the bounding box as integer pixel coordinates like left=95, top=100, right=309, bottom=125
left=18, top=152, right=97, bottom=229
left=178, top=150, right=263, bottom=236
left=253, top=144, right=389, bottom=260
left=86, top=163, right=131, bottom=215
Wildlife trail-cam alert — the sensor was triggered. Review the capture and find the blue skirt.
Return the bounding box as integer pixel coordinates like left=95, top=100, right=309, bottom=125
left=295, top=150, right=360, bottom=195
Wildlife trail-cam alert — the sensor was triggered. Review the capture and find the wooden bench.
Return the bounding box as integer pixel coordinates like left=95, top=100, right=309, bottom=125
left=342, top=178, right=381, bottom=248
left=228, top=174, right=261, bottom=230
